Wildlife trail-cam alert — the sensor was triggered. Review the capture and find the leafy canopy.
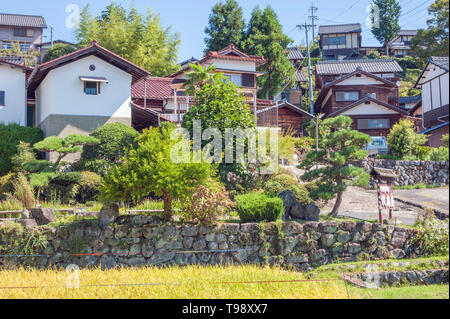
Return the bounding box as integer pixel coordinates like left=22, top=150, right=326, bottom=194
left=386, top=119, right=428, bottom=159
left=42, top=43, right=76, bottom=63
left=99, top=123, right=216, bottom=221
left=370, top=0, right=401, bottom=52
left=75, top=3, right=180, bottom=76
left=299, top=116, right=371, bottom=216
left=181, top=63, right=219, bottom=96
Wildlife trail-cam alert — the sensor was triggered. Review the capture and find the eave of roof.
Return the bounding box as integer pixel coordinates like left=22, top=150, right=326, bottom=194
left=326, top=96, right=409, bottom=117
left=0, top=59, right=33, bottom=72
left=0, top=12, right=47, bottom=28
left=316, top=59, right=403, bottom=75
left=414, top=57, right=449, bottom=88
left=257, top=100, right=315, bottom=119
left=419, top=121, right=449, bottom=134
left=408, top=99, right=422, bottom=115
left=318, top=23, right=361, bottom=35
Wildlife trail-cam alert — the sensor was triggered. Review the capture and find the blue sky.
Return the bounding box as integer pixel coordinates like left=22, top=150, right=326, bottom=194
left=2, top=0, right=434, bottom=61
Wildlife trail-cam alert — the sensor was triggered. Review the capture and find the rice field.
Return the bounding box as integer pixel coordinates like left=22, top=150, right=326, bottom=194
left=0, top=265, right=357, bottom=299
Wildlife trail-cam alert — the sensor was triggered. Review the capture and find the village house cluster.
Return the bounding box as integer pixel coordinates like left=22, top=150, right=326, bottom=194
left=0, top=13, right=449, bottom=151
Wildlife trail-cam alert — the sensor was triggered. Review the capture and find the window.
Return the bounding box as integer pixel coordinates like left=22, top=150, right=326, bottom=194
left=84, top=81, right=100, bottom=95
left=357, top=119, right=390, bottom=129
left=1, top=42, right=12, bottom=50
left=382, top=73, right=395, bottom=78
left=336, top=91, right=359, bottom=102
left=0, top=91, right=4, bottom=105
left=13, top=28, right=27, bottom=37
left=20, top=43, right=30, bottom=52
left=328, top=36, right=346, bottom=45
left=224, top=73, right=242, bottom=86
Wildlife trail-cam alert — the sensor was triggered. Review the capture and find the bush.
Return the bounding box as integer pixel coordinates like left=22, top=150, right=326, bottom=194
left=78, top=123, right=139, bottom=176
left=0, top=123, right=43, bottom=175
left=235, top=192, right=284, bottom=222
left=429, top=147, right=449, bottom=161
left=28, top=172, right=56, bottom=198
left=414, top=216, right=449, bottom=257
left=77, top=171, right=101, bottom=203
left=387, top=119, right=428, bottom=159
left=180, top=180, right=235, bottom=226
left=48, top=172, right=82, bottom=204
left=22, top=160, right=56, bottom=173
left=263, top=174, right=312, bottom=206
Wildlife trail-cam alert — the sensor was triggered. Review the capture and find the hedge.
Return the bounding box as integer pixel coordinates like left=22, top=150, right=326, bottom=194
left=235, top=192, right=284, bottom=222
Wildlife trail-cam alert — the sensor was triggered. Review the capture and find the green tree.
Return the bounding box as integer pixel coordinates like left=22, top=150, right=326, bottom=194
left=204, top=0, right=246, bottom=52
left=11, top=142, right=35, bottom=173
left=99, top=123, right=215, bottom=221
left=0, top=41, right=40, bottom=67
left=77, top=123, right=139, bottom=176
left=299, top=116, right=371, bottom=217
left=370, top=0, right=401, bottom=56
left=75, top=2, right=181, bottom=76
left=34, top=134, right=99, bottom=166
left=42, top=43, right=76, bottom=63
left=411, top=0, right=449, bottom=67
left=386, top=119, right=429, bottom=159
left=181, top=63, right=219, bottom=96
left=245, top=6, right=295, bottom=99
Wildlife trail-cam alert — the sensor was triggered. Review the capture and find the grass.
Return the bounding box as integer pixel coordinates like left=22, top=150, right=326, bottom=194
left=358, top=284, right=449, bottom=299
left=0, top=265, right=356, bottom=299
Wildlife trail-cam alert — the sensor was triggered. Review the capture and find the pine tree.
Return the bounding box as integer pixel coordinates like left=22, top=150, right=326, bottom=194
left=245, top=6, right=295, bottom=99
left=204, top=0, right=246, bottom=52
left=370, top=0, right=401, bottom=56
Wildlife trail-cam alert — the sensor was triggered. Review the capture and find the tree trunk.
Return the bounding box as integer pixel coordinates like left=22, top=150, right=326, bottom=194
left=329, top=191, right=343, bottom=217
left=162, top=192, right=172, bottom=222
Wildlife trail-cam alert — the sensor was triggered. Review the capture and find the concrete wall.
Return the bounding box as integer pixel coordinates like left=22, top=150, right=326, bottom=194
left=0, top=64, right=26, bottom=125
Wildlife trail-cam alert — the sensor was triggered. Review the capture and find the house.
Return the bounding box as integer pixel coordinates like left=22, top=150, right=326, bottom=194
left=318, top=23, right=362, bottom=60
left=314, top=68, right=408, bottom=137
left=0, top=13, right=46, bottom=52
left=399, top=95, right=421, bottom=110
left=23, top=41, right=150, bottom=149
left=35, top=40, right=76, bottom=62
left=277, top=47, right=306, bottom=107
left=387, top=30, right=417, bottom=57
left=315, top=59, right=404, bottom=90
left=132, top=44, right=270, bottom=125
left=414, top=56, right=449, bottom=147
left=0, top=56, right=33, bottom=126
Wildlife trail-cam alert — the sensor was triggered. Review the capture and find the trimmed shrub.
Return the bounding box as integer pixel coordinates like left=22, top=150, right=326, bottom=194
left=235, top=192, right=284, bottom=222
left=263, top=174, right=313, bottom=206
left=429, top=147, right=449, bottom=161
left=48, top=172, right=82, bottom=204
left=28, top=172, right=56, bottom=198
left=77, top=171, right=101, bottom=203
left=22, top=160, right=56, bottom=173
left=0, top=123, right=43, bottom=175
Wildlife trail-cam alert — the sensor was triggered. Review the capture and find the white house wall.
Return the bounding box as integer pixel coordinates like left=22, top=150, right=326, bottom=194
left=341, top=101, right=398, bottom=116
left=335, top=74, right=385, bottom=86
left=210, top=59, right=256, bottom=72
left=0, top=64, right=26, bottom=126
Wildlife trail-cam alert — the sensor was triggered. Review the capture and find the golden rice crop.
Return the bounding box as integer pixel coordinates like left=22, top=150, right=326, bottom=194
left=0, top=265, right=358, bottom=299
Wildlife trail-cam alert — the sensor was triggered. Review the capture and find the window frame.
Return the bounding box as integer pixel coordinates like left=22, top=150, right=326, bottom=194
left=357, top=118, right=390, bottom=130
left=13, top=28, right=28, bottom=37
left=0, top=91, right=5, bottom=106
left=328, top=36, right=347, bottom=45
left=84, top=81, right=101, bottom=95
left=335, top=91, right=359, bottom=102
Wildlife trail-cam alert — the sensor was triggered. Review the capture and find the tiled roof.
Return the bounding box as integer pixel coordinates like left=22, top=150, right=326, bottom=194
left=0, top=13, right=47, bottom=28
left=430, top=56, right=449, bottom=72
left=399, top=95, right=421, bottom=104
left=398, top=30, right=417, bottom=36
left=316, top=59, right=403, bottom=75
left=287, top=47, right=304, bottom=60
left=257, top=100, right=314, bottom=119
left=0, top=56, right=23, bottom=65
left=295, top=70, right=306, bottom=82
left=318, top=23, right=361, bottom=35
left=132, top=77, right=173, bottom=99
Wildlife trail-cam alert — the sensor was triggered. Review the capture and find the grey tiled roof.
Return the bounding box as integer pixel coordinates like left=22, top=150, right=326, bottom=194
left=287, top=47, right=304, bottom=60
left=0, top=56, right=23, bottom=65
left=316, top=59, right=403, bottom=75
left=398, top=30, right=417, bottom=36
left=318, top=23, right=361, bottom=35
left=399, top=95, right=421, bottom=104
left=295, top=69, right=306, bottom=82
left=430, top=56, right=449, bottom=72
left=0, top=13, right=47, bottom=28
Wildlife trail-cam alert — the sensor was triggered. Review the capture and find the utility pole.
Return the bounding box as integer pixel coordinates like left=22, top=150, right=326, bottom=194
left=308, top=4, right=318, bottom=40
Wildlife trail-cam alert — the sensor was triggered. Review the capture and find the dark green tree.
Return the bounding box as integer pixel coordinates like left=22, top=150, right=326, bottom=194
left=411, top=0, right=449, bottom=67
left=204, top=0, right=246, bottom=52
left=42, top=43, right=76, bottom=63
left=299, top=116, right=371, bottom=217
left=245, top=6, right=295, bottom=99
left=370, top=0, right=401, bottom=56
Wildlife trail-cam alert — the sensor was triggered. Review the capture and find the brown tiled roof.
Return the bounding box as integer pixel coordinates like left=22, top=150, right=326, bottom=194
left=0, top=13, right=47, bottom=28
left=316, top=59, right=403, bottom=75
left=318, top=23, right=361, bottom=35
left=132, top=77, right=173, bottom=99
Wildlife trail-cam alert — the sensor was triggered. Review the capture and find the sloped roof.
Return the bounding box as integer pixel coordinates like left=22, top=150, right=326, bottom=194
left=257, top=100, right=314, bottom=119
left=0, top=13, right=47, bottom=28
left=132, top=77, right=173, bottom=99
left=318, top=23, right=361, bottom=35
left=0, top=56, right=23, bottom=65
left=399, top=95, right=421, bottom=105
left=287, top=47, right=304, bottom=60
left=419, top=121, right=449, bottom=135
left=415, top=56, right=449, bottom=88
left=295, top=70, right=306, bottom=82
left=398, top=30, right=417, bottom=36
left=327, top=96, right=409, bottom=117
left=316, top=59, right=403, bottom=75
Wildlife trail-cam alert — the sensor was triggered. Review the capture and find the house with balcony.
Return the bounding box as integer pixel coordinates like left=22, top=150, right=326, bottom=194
left=0, top=13, right=46, bottom=53
left=314, top=61, right=409, bottom=137
left=387, top=30, right=417, bottom=57
left=318, top=23, right=363, bottom=60
left=414, top=56, right=449, bottom=147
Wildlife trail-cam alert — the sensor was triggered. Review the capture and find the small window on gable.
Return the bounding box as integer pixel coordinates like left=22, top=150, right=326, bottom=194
left=336, top=91, right=359, bottom=102
left=0, top=91, right=5, bottom=105
left=84, top=81, right=100, bottom=95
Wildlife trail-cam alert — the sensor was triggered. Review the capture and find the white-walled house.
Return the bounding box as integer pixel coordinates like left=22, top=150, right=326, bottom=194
left=415, top=57, right=449, bottom=147
left=0, top=58, right=32, bottom=126
left=26, top=41, right=150, bottom=138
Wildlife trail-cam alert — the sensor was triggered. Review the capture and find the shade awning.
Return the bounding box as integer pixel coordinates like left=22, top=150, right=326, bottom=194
left=79, top=76, right=109, bottom=83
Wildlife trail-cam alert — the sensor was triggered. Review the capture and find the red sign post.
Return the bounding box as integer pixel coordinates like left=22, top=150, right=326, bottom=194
left=371, top=167, right=398, bottom=224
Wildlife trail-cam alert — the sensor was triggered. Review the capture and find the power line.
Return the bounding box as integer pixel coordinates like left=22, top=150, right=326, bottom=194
left=332, top=0, right=363, bottom=21
left=400, top=0, right=431, bottom=18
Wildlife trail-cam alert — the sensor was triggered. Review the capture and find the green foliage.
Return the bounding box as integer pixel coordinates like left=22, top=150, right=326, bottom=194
left=181, top=63, right=221, bottom=96
left=414, top=215, right=449, bottom=257
left=11, top=142, right=36, bottom=173
left=0, top=41, right=40, bottom=67
left=180, top=180, right=235, bottom=226
left=264, top=174, right=312, bottom=206
left=442, top=134, right=449, bottom=148
left=28, top=172, right=56, bottom=196
left=22, top=160, right=56, bottom=173
left=429, top=146, right=450, bottom=161
left=299, top=116, right=371, bottom=216
left=411, top=0, right=449, bottom=67
left=10, top=173, right=36, bottom=209
left=77, top=171, right=102, bottom=203
left=34, top=134, right=99, bottom=165
left=99, top=123, right=215, bottom=221
left=75, top=3, right=180, bottom=76
left=78, top=123, right=138, bottom=176
left=48, top=172, right=83, bottom=204
left=204, top=0, right=246, bottom=52
left=42, top=43, right=76, bottom=63
left=370, top=0, right=401, bottom=51
left=295, top=136, right=314, bottom=152
left=235, top=192, right=284, bottom=222
left=245, top=6, right=295, bottom=99
left=386, top=119, right=429, bottom=159
left=399, top=69, right=422, bottom=97
left=0, top=123, right=43, bottom=175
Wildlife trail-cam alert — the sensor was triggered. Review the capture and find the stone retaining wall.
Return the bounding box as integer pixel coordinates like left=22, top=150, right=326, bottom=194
left=353, top=269, right=449, bottom=287
left=360, top=158, right=449, bottom=186
left=0, top=215, right=427, bottom=271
